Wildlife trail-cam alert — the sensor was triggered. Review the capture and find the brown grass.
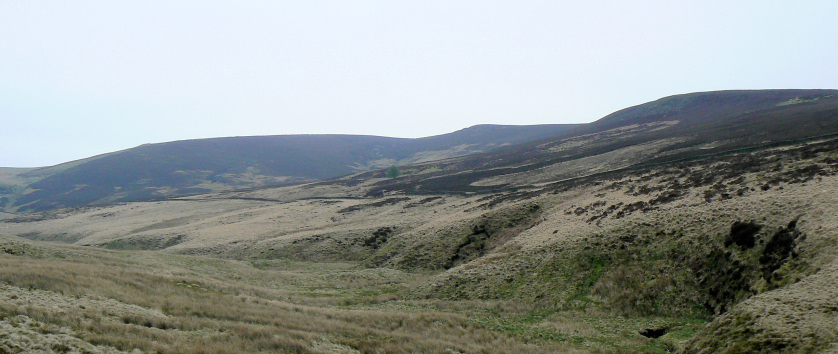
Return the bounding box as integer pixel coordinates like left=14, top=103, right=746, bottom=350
left=2, top=138, right=837, bottom=352
left=0, top=237, right=583, bottom=353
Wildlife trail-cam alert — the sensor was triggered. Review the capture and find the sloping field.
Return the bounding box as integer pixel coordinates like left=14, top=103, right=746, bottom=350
left=3, top=91, right=838, bottom=352
left=3, top=133, right=837, bottom=352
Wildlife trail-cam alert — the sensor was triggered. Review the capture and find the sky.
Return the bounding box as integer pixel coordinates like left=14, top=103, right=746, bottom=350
left=2, top=1, right=837, bottom=167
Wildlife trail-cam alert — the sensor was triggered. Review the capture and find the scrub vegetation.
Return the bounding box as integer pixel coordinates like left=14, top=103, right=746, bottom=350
left=2, top=90, right=838, bottom=352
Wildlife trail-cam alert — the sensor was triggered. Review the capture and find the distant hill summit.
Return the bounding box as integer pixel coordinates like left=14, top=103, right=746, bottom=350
left=591, top=89, right=838, bottom=132
left=354, top=89, right=838, bottom=195
left=4, top=89, right=836, bottom=213
left=3, top=89, right=837, bottom=352
left=0, top=124, right=576, bottom=212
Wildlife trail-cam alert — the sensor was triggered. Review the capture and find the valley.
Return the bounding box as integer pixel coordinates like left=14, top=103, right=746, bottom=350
left=2, top=90, right=838, bottom=352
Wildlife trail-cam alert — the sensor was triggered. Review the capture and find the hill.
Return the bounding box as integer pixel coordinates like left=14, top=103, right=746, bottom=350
left=0, top=124, right=576, bottom=213
left=2, top=89, right=837, bottom=352
left=358, top=89, right=838, bottom=195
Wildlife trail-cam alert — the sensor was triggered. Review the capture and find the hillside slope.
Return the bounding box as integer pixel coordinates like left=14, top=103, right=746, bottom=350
left=358, top=89, right=838, bottom=195
left=2, top=89, right=837, bottom=352
left=1, top=124, right=575, bottom=213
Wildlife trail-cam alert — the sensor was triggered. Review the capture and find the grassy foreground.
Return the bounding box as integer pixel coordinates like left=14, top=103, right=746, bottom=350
left=3, top=112, right=838, bottom=352
left=0, top=235, right=700, bottom=353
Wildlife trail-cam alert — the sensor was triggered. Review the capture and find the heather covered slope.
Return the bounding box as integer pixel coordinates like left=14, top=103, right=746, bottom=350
left=4, top=133, right=837, bottom=352
left=359, top=89, right=838, bottom=195
left=2, top=89, right=838, bottom=352
left=7, top=89, right=836, bottom=214
left=1, top=124, right=575, bottom=213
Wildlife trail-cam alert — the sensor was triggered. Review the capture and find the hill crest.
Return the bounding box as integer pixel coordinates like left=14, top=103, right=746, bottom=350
left=0, top=124, right=577, bottom=213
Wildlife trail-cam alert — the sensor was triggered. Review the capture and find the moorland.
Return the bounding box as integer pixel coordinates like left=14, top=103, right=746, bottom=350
left=1, top=89, right=837, bottom=353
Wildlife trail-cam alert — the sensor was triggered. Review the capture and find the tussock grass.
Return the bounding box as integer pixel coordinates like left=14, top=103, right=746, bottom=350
left=0, top=237, right=583, bottom=353
left=2, top=137, right=837, bottom=352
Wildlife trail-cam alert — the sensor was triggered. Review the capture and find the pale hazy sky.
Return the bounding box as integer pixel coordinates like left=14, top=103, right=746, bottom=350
left=2, top=1, right=837, bottom=167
